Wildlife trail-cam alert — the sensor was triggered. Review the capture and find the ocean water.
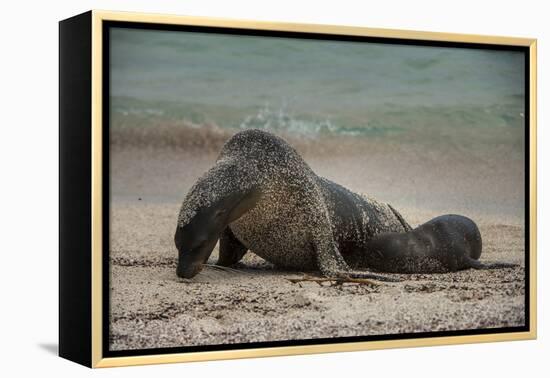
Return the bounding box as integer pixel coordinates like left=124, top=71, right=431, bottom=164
left=109, top=27, right=525, bottom=142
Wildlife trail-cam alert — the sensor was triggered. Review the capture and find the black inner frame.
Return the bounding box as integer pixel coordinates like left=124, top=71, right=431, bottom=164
left=102, top=20, right=531, bottom=358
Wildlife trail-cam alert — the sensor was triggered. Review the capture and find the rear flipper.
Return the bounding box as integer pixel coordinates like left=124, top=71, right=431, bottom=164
left=466, top=257, right=519, bottom=270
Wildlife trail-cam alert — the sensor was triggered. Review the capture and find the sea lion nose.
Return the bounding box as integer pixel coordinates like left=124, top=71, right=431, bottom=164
left=176, top=266, right=186, bottom=278
left=177, top=262, right=202, bottom=279
left=176, top=267, right=194, bottom=279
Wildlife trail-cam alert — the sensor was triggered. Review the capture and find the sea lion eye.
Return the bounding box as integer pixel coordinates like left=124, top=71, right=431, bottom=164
left=214, top=209, right=227, bottom=218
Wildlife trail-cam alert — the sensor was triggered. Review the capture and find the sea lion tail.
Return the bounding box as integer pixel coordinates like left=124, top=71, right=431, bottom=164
left=466, top=257, right=519, bottom=270
left=387, top=204, right=413, bottom=232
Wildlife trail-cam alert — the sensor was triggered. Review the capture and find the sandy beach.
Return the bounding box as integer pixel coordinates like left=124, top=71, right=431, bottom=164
left=109, top=128, right=525, bottom=351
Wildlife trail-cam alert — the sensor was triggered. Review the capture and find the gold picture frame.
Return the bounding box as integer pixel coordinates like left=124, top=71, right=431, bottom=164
left=59, top=9, right=537, bottom=368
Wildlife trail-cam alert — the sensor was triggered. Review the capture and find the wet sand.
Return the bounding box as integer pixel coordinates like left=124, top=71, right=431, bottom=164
left=109, top=130, right=525, bottom=351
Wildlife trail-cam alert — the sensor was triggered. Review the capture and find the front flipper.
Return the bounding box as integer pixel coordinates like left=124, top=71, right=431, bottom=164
left=312, top=223, right=401, bottom=282
left=217, top=227, right=248, bottom=266
left=307, top=181, right=401, bottom=283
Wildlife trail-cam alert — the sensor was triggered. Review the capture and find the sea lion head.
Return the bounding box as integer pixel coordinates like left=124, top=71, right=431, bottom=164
left=175, top=161, right=261, bottom=278
left=174, top=198, right=230, bottom=279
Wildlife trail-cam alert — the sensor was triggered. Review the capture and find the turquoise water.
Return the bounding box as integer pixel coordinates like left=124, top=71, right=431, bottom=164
left=110, top=27, right=525, bottom=138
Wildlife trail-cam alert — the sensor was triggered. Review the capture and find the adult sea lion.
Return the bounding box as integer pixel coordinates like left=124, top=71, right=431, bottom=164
left=361, top=214, right=517, bottom=273
left=174, top=129, right=411, bottom=280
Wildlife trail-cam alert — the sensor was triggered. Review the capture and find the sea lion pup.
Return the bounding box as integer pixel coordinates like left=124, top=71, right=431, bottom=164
left=174, top=129, right=411, bottom=281
left=361, top=214, right=517, bottom=273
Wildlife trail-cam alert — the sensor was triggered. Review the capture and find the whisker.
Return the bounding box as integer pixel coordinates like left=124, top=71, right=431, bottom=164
left=202, top=263, right=253, bottom=275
